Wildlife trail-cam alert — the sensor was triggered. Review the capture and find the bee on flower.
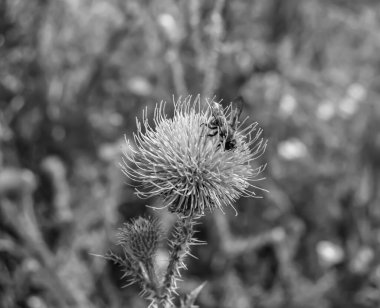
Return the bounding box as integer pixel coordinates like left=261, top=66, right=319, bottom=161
left=121, top=95, right=267, bottom=217
left=203, top=96, right=244, bottom=151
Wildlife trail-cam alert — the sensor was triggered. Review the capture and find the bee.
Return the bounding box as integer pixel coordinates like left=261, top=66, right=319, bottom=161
left=203, top=96, right=243, bottom=151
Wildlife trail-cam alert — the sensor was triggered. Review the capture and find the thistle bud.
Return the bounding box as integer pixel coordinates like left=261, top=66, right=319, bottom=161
left=117, top=217, right=161, bottom=262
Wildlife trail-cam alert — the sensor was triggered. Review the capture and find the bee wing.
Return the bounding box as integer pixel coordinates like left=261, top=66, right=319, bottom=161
left=210, top=101, right=227, bottom=128
left=229, top=96, right=244, bottom=128
left=211, top=101, right=224, bottom=117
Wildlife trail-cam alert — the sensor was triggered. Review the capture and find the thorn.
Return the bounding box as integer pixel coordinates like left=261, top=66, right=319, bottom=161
left=187, top=252, right=198, bottom=259
left=122, top=280, right=135, bottom=288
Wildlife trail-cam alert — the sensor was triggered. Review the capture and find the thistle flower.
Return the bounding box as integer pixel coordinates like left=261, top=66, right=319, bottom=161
left=121, top=95, right=267, bottom=217
left=104, top=217, right=163, bottom=306
left=117, top=216, right=161, bottom=262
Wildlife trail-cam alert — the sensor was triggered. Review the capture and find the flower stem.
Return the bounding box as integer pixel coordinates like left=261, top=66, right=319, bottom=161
left=161, top=216, right=196, bottom=308
left=143, top=260, right=164, bottom=308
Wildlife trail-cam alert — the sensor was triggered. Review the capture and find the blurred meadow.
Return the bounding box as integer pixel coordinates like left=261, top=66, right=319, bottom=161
left=1, top=0, right=380, bottom=307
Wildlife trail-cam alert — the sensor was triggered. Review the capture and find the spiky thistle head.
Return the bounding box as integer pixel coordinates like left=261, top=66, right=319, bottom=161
left=121, top=95, right=267, bottom=217
left=117, top=216, right=161, bottom=263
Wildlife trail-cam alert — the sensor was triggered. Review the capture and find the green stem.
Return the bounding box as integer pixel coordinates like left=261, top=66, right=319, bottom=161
left=143, top=259, right=165, bottom=308
left=161, top=216, right=195, bottom=308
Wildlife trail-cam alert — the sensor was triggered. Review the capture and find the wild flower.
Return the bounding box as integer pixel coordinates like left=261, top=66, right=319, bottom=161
left=106, top=217, right=163, bottom=305
left=106, top=215, right=205, bottom=308
left=105, top=95, right=268, bottom=308
left=121, top=95, right=267, bottom=217
left=117, top=216, right=161, bottom=263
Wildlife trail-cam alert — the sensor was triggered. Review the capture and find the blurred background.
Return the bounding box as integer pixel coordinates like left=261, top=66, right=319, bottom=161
left=1, top=0, right=380, bottom=307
